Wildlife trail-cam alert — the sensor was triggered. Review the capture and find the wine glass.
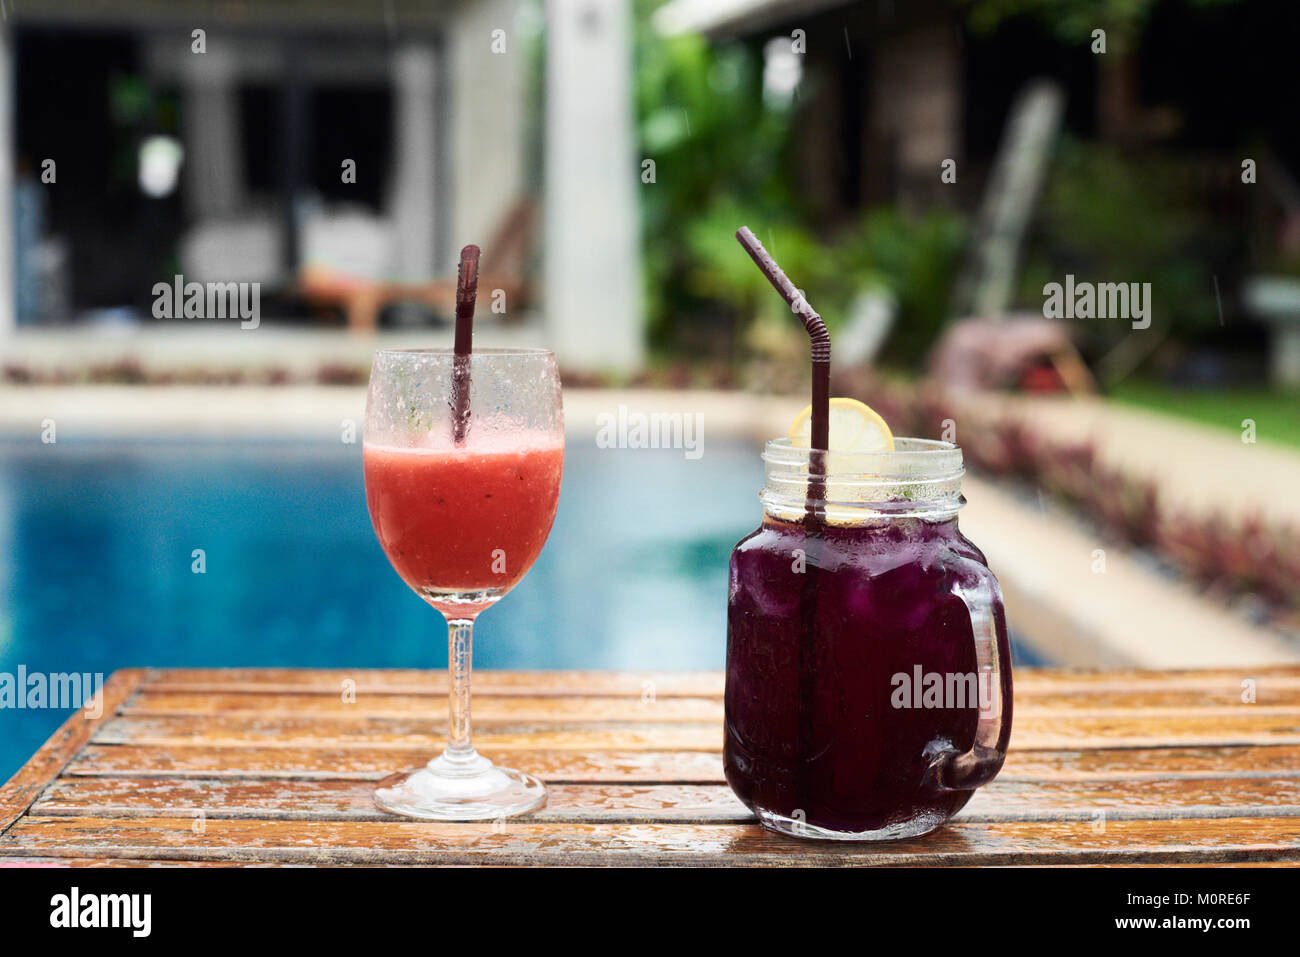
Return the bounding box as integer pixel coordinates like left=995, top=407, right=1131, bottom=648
left=363, top=348, right=564, bottom=820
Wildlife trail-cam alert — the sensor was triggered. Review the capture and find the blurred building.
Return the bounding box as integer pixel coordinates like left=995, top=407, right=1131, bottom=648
left=0, top=0, right=644, bottom=371
left=657, top=0, right=1300, bottom=216
left=657, top=0, right=1300, bottom=383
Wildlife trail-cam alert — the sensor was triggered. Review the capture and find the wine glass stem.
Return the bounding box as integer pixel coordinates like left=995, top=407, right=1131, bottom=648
left=442, top=617, right=478, bottom=765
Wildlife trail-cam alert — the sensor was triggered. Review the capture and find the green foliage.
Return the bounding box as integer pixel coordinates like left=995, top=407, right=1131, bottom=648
left=675, top=199, right=967, bottom=368
left=635, top=6, right=798, bottom=348
left=830, top=210, right=969, bottom=365
left=1024, top=139, right=1223, bottom=335
left=956, top=0, right=1239, bottom=48
left=634, top=2, right=968, bottom=368
left=681, top=200, right=830, bottom=327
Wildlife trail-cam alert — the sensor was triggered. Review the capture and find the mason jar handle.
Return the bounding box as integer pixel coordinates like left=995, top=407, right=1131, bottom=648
left=924, top=569, right=1013, bottom=792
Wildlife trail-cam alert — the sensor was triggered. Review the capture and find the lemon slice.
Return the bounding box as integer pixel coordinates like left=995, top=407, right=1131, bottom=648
left=787, top=397, right=895, bottom=452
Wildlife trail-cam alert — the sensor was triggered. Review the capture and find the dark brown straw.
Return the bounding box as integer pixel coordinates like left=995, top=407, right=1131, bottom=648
left=736, top=226, right=832, bottom=811
left=735, top=227, right=831, bottom=459
left=451, top=244, right=480, bottom=445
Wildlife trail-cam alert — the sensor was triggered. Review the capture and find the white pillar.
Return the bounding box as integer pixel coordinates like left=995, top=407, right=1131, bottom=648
left=449, top=0, right=525, bottom=255
left=389, top=45, right=439, bottom=281
left=544, top=0, right=643, bottom=371
left=0, top=24, right=14, bottom=334
left=180, top=46, right=244, bottom=219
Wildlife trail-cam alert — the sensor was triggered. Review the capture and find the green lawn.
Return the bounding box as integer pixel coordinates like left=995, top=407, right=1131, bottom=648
left=1109, top=382, right=1300, bottom=449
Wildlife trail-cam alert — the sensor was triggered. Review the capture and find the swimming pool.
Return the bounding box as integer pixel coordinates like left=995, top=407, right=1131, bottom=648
left=0, top=435, right=1045, bottom=780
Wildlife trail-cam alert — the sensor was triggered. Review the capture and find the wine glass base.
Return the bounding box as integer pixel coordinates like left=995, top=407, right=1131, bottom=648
left=374, top=758, right=547, bottom=821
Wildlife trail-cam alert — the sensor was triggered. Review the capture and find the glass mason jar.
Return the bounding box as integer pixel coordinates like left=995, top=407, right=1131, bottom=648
left=725, top=437, right=1013, bottom=841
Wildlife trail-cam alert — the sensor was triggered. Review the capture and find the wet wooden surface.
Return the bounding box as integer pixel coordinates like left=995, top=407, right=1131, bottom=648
left=2, top=667, right=1299, bottom=866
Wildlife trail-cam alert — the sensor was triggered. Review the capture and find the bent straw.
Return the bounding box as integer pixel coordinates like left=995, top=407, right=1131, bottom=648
left=736, top=226, right=831, bottom=809
left=452, top=244, right=480, bottom=445
left=735, top=227, right=831, bottom=466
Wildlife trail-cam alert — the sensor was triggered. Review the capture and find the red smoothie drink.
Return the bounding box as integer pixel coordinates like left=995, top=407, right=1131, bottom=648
left=364, top=437, right=564, bottom=610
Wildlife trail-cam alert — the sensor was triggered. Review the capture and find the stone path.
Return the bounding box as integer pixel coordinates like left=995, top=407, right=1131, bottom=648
left=977, top=394, right=1300, bottom=530
left=961, top=475, right=1295, bottom=668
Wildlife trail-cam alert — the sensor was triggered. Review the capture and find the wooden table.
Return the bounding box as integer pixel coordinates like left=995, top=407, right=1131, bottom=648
left=2, top=667, right=1299, bottom=866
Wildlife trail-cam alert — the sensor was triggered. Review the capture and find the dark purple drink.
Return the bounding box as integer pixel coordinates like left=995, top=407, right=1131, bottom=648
left=725, top=438, right=1013, bottom=840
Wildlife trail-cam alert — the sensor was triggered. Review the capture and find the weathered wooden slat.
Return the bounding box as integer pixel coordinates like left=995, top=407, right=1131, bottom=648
left=138, top=666, right=1300, bottom=697
left=1011, top=683, right=1300, bottom=709
left=1012, top=713, right=1300, bottom=747
left=57, top=742, right=1300, bottom=800
left=123, top=689, right=1300, bottom=715
left=7, top=858, right=1289, bottom=868
left=1003, top=745, right=1300, bottom=780
left=3, top=815, right=1297, bottom=866
left=31, top=775, right=1300, bottom=824
left=64, top=745, right=727, bottom=781
left=1013, top=862, right=1300, bottom=868
left=961, top=779, right=1300, bottom=820
left=143, top=669, right=725, bottom=697
left=1005, top=669, right=1300, bottom=691
left=89, top=710, right=1300, bottom=751
left=5, top=667, right=1300, bottom=866
left=0, top=857, right=247, bottom=867
left=124, top=692, right=723, bottom=722
left=0, top=669, right=145, bottom=837
left=1019, top=696, right=1300, bottom=712
left=94, top=715, right=723, bottom=751
left=61, top=742, right=1300, bottom=783
left=32, top=780, right=750, bottom=822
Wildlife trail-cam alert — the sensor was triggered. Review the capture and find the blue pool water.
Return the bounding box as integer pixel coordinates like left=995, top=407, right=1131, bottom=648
left=0, top=435, right=1046, bottom=780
